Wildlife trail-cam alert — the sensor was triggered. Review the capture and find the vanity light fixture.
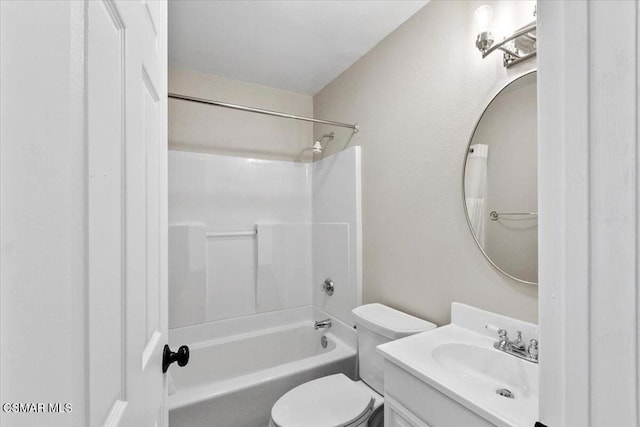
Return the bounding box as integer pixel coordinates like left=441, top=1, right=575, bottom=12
left=474, top=5, right=537, bottom=68
left=474, top=5, right=494, bottom=53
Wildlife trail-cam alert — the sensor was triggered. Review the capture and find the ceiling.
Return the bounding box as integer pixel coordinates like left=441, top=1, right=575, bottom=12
left=168, top=1, right=428, bottom=95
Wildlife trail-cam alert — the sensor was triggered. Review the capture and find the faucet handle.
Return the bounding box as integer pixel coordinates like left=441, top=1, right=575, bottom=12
left=486, top=324, right=508, bottom=342
left=494, top=329, right=510, bottom=351
left=485, top=324, right=508, bottom=339
left=321, top=278, right=334, bottom=296
left=528, top=338, right=539, bottom=360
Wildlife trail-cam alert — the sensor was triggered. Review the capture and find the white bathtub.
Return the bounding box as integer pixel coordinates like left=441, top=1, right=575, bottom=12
left=168, top=307, right=356, bottom=427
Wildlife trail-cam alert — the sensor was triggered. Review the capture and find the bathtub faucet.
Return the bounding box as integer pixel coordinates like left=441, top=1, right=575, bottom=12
left=314, top=318, right=332, bottom=330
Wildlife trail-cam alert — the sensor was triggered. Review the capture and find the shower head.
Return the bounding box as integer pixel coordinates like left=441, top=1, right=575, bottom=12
left=312, top=140, right=323, bottom=153
left=312, top=132, right=335, bottom=154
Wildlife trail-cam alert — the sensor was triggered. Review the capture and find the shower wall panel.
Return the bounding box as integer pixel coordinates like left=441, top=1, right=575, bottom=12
left=312, top=147, right=362, bottom=326
left=169, top=151, right=311, bottom=327
left=168, top=147, right=362, bottom=329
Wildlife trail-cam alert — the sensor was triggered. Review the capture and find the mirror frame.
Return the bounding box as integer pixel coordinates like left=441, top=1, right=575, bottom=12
left=462, top=69, right=538, bottom=285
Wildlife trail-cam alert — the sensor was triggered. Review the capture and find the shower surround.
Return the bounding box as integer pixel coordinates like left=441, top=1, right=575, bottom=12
left=167, top=147, right=361, bottom=427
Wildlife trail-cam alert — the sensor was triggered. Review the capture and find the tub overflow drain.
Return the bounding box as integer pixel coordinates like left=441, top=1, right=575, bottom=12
left=496, top=388, right=515, bottom=399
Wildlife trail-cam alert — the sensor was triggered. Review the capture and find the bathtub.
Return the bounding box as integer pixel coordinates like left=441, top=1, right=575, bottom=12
left=168, top=307, right=356, bottom=427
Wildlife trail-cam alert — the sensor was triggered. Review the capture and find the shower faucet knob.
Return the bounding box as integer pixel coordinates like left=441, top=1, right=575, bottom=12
left=321, top=278, right=334, bottom=296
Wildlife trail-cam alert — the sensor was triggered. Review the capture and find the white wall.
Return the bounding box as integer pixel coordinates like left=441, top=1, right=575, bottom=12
left=313, top=0, right=538, bottom=325
left=169, top=68, right=314, bottom=162
left=1, top=1, right=85, bottom=426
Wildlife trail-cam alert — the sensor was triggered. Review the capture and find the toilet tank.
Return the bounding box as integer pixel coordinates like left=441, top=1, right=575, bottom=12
left=352, top=304, right=436, bottom=394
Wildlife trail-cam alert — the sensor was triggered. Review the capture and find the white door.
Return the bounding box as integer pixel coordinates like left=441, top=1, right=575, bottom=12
left=87, top=1, right=168, bottom=426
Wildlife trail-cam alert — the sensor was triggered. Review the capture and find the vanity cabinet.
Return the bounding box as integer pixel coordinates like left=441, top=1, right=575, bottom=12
left=383, top=361, right=495, bottom=427
left=385, top=395, right=430, bottom=427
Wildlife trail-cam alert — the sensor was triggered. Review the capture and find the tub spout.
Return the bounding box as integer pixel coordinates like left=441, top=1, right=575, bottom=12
left=314, top=319, right=332, bottom=330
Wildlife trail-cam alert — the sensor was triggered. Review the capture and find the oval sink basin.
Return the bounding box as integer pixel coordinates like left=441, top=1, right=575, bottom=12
left=432, top=342, right=537, bottom=399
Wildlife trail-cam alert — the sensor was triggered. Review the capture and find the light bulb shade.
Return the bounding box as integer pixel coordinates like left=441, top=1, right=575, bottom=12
left=474, top=5, right=493, bottom=34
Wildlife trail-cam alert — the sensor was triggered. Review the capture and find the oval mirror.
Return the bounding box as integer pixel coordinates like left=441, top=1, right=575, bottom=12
left=463, top=71, right=537, bottom=285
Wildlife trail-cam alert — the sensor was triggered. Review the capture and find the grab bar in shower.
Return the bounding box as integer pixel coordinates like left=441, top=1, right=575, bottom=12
left=206, top=229, right=257, bottom=238
left=489, top=211, right=538, bottom=221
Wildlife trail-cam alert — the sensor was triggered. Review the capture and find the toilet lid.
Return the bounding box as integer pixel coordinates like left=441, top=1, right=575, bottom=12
left=271, top=374, right=374, bottom=427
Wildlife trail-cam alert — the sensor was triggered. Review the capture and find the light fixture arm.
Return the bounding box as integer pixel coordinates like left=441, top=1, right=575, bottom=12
left=481, top=22, right=537, bottom=59
left=473, top=4, right=537, bottom=69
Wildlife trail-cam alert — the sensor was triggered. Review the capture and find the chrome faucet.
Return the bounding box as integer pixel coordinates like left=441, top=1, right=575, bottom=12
left=490, top=327, right=538, bottom=363
left=314, top=318, right=332, bottom=330
left=511, top=331, right=526, bottom=352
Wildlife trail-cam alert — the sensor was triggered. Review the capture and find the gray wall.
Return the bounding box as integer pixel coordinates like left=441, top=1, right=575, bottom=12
left=169, top=68, right=313, bottom=162
left=313, top=0, right=538, bottom=325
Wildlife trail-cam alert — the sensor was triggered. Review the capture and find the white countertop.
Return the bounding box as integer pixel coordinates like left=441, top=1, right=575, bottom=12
left=377, top=304, right=539, bottom=427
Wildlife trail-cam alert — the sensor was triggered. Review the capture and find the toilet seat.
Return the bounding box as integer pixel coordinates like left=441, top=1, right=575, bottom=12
left=270, top=374, right=375, bottom=427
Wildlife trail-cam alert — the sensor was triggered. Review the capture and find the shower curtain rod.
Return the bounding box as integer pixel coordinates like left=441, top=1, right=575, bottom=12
left=168, top=93, right=359, bottom=132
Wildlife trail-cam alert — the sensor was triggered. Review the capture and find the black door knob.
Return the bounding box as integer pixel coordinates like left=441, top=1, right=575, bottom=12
left=162, top=344, right=189, bottom=373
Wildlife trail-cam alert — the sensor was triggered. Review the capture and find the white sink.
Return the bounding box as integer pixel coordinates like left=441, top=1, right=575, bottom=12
left=432, top=342, right=537, bottom=401
left=377, top=303, right=538, bottom=427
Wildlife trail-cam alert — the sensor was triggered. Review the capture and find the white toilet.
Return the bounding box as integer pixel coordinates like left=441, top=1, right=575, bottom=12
left=269, top=303, right=436, bottom=427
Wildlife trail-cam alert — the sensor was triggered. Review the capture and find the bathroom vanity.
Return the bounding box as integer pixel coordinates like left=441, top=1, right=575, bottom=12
left=377, top=303, right=538, bottom=427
